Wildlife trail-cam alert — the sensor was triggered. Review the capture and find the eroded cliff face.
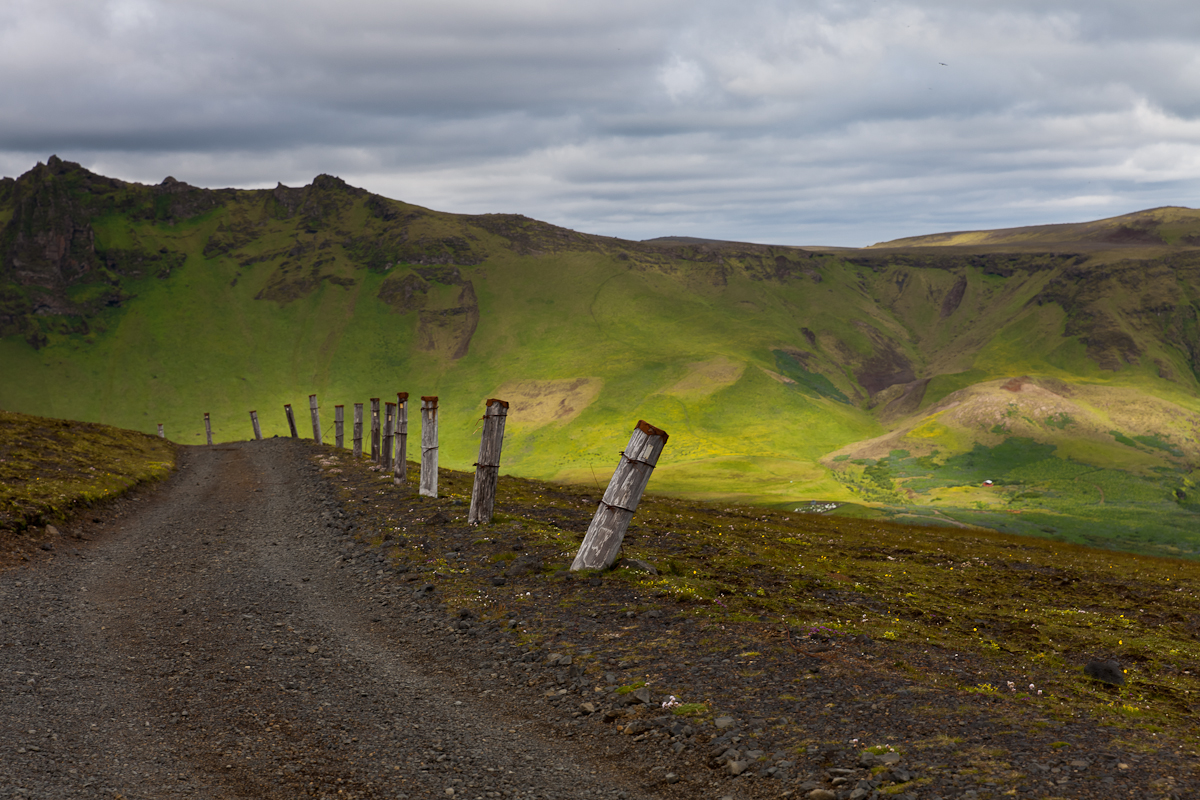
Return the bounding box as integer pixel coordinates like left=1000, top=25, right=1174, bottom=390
left=0, top=158, right=236, bottom=342
left=2, top=157, right=104, bottom=294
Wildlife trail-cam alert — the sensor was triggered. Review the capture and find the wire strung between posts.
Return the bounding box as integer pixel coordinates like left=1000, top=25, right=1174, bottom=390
left=598, top=499, right=638, bottom=515
left=617, top=450, right=657, bottom=469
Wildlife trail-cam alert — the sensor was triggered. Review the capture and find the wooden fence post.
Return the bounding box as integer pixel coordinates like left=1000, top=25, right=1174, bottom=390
left=419, top=396, right=439, bottom=498
left=394, top=393, right=409, bottom=485
left=353, top=403, right=364, bottom=458
left=284, top=404, right=298, bottom=438
left=370, top=398, right=381, bottom=463
left=335, top=405, right=344, bottom=449
left=309, top=394, right=323, bottom=444
left=570, top=421, right=669, bottom=571
left=468, top=399, right=509, bottom=525
left=157, top=423, right=165, bottom=438
left=250, top=410, right=262, bottom=440
left=204, top=413, right=213, bottom=445
left=382, top=402, right=395, bottom=470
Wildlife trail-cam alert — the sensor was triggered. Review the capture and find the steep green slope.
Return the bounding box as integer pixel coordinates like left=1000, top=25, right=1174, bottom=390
left=3, top=157, right=1200, bottom=555
left=0, top=158, right=890, bottom=505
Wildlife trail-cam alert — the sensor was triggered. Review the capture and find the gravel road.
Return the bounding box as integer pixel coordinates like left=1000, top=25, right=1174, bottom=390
left=0, top=439, right=655, bottom=800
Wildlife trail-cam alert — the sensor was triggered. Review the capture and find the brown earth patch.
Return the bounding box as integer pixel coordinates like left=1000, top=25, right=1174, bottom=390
left=758, top=367, right=797, bottom=386
left=939, top=274, right=968, bottom=317
left=491, top=377, right=603, bottom=428
left=662, top=356, right=745, bottom=396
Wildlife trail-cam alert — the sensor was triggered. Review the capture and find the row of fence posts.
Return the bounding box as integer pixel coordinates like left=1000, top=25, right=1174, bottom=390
left=166, top=397, right=669, bottom=570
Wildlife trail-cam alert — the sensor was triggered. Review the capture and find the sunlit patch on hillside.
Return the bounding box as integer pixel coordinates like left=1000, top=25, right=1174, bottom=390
left=828, top=377, right=1200, bottom=468
left=493, top=378, right=603, bottom=429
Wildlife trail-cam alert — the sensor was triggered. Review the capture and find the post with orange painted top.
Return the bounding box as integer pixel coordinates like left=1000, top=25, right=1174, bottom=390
left=393, top=393, right=409, bottom=485
left=419, top=396, right=439, bottom=498
left=570, top=421, right=669, bottom=571
left=468, top=399, right=509, bottom=525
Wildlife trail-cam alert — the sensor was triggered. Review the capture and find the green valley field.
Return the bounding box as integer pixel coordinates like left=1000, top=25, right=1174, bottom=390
left=5, top=157, right=1200, bottom=557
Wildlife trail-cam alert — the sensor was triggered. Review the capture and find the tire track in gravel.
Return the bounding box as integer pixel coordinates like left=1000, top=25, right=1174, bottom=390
left=1, top=439, right=654, bottom=800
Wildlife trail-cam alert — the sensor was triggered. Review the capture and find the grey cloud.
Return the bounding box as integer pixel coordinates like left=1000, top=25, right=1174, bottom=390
left=1, top=0, right=1198, bottom=246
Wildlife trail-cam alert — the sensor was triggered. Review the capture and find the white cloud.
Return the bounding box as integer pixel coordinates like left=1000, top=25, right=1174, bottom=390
left=659, top=56, right=706, bottom=102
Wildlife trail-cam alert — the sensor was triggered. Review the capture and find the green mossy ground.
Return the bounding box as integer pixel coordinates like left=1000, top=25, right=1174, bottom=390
left=0, top=409, right=175, bottom=534
left=322, top=445, right=1200, bottom=771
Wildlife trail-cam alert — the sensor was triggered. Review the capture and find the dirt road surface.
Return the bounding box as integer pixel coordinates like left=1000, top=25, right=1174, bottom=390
left=0, top=440, right=652, bottom=800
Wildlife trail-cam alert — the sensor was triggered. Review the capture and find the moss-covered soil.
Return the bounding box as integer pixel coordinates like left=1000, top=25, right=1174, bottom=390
left=317, top=446, right=1200, bottom=797
left=0, top=409, right=175, bottom=550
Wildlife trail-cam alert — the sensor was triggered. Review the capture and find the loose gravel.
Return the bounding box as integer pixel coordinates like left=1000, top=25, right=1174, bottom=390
left=0, top=440, right=654, bottom=800
left=3, top=438, right=1193, bottom=800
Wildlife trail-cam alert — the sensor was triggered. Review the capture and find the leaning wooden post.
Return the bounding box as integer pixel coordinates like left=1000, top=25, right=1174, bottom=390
left=204, top=413, right=213, bottom=445
left=382, top=402, right=395, bottom=470
left=157, top=423, right=165, bottom=438
left=393, top=393, right=409, bottom=485
left=334, top=405, right=345, bottom=449
left=250, top=410, right=262, bottom=440
left=370, top=398, right=381, bottom=463
left=284, top=404, right=298, bottom=438
left=419, top=396, right=439, bottom=498
left=570, top=421, right=669, bottom=571
left=469, top=399, right=509, bottom=525
left=353, top=403, right=364, bottom=458
left=309, top=394, right=323, bottom=444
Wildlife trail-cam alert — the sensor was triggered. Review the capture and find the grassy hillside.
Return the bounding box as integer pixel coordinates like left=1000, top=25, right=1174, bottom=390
left=4, top=158, right=1200, bottom=555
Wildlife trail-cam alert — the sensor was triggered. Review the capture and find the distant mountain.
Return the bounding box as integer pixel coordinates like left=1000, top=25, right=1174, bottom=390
left=872, top=206, right=1200, bottom=251
left=3, top=156, right=1200, bottom=558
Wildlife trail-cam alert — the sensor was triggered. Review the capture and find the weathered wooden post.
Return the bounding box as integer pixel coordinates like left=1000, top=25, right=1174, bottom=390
left=284, top=404, right=298, bottom=438
left=419, top=396, right=439, bottom=498
left=353, top=403, right=364, bottom=458
left=570, top=421, right=669, bottom=571
left=468, top=399, right=509, bottom=525
left=250, top=410, right=262, bottom=440
left=335, top=405, right=345, bottom=449
left=370, top=398, right=381, bottom=463
left=382, top=402, right=395, bottom=470
left=309, top=394, right=322, bottom=444
left=204, top=413, right=213, bottom=445
left=157, top=423, right=165, bottom=438
left=394, top=393, right=409, bottom=485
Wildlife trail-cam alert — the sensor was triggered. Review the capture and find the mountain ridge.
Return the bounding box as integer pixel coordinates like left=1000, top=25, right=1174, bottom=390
left=4, top=156, right=1200, bottom=557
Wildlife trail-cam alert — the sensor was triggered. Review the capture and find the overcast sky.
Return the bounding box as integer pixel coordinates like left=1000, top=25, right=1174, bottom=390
left=1, top=0, right=1198, bottom=246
